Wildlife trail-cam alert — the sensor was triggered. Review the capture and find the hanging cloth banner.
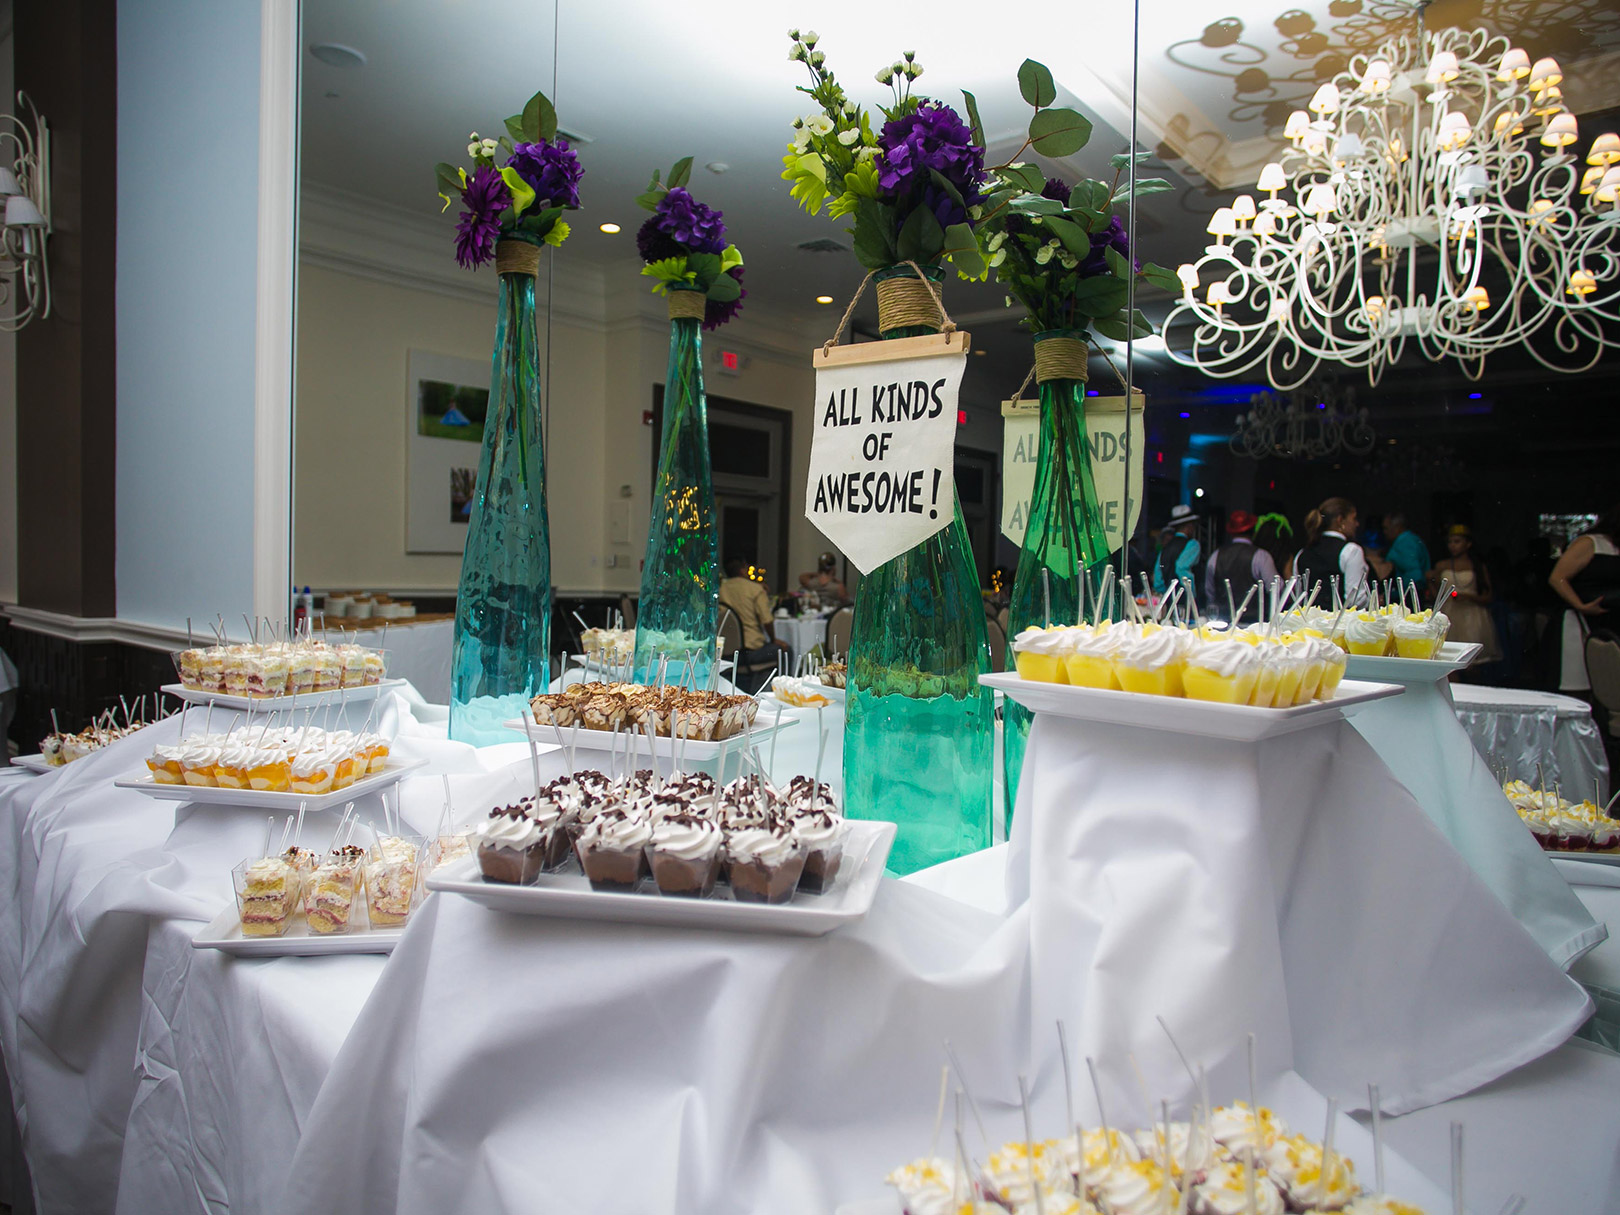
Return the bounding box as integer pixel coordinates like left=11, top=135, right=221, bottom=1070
left=806, top=269, right=969, bottom=575
left=1001, top=390, right=1145, bottom=552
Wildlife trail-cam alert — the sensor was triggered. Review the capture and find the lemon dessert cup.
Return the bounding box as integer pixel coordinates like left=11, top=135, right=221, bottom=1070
left=1183, top=641, right=1262, bottom=703
left=1012, top=625, right=1073, bottom=684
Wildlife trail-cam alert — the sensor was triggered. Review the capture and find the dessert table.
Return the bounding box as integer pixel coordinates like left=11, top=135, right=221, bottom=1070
left=0, top=682, right=1614, bottom=1215
left=1452, top=683, right=1609, bottom=804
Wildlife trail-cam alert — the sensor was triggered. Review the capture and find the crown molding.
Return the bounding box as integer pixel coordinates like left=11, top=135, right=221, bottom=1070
left=298, top=181, right=610, bottom=329
left=3, top=605, right=193, bottom=651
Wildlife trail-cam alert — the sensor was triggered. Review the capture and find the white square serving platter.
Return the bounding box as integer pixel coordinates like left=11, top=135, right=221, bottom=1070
left=1343, top=641, right=1483, bottom=683
left=981, top=672, right=1402, bottom=743
left=427, top=818, right=895, bottom=937
left=160, top=679, right=406, bottom=712
left=190, top=903, right=404, bottom=957
left=505, top=713, right=797, bottom=761
left=113, top=758, right=426, bottom=811
left=8, top=754, right=53, bottom=774
left=1548, top=850, right=1620, bottom=867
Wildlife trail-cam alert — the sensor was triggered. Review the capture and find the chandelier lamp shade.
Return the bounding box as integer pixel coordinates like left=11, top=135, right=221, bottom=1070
left=0, top=92, right=50, bottom=332
left=1164, top=25, right=1620, bottom=388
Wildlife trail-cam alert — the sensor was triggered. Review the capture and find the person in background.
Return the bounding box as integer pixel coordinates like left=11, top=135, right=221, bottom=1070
left=1152, top=504, right=1202, bottom=607
left=720, top=557, right=789, bottom=669
left=797, top=551, right=847, bottom=604
left=1432, top=525, right=1501, bottom=665
left=1252, top=512, right=1294, bottom=580
left=1383, top=512, right=1430, bottom=600
left=1204, top=509, right=1277, bottom=622
left=1294, top=496, right=1369, bottom=605
left=1549, top=504, right=1620, bottom=692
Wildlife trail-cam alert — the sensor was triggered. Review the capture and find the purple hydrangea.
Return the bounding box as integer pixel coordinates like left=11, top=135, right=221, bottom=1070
left=636, top=216, right=684, bottom=264
left=649, top=187, right=728, bottom=255
left=876, top=101, right=985, bottom=228
left=1080, top=214, right=1135, bottom=278
left=703, top=265, right=745, bottom=330
left=1041, top=176, right=1071, bottom=203
left=506, top=139, right=584, bottom=210
left=455, top=165, right=510, bottom=269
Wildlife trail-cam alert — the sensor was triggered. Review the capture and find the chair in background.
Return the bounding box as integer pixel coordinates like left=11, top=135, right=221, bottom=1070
left=825, top=606, right=853, bottom=658
left=996, top=606, right=1009, bottom=636
left=986, top=618, right=1007, bottom=673
left=619, top=595, right=637, bottom=628
left=719, top=608, right=777, bottom=694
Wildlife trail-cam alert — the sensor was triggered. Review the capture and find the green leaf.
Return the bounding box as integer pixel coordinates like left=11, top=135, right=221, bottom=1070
left=1018, top=59, right=1057, bottom=109
left=686, top=252, right=722, bottom=281
left=962, top=89, right=986, bottom=150
left=635, top=190, right=664, bottom=212
left=1072, top=276, right=1130, bottom=318
left=1113, top=177, right=1175, bottom=203
left=1109, top=151, right=1154, bottom=170
left=504, top=115, right=525, bottom=143
left=1009, top=195, right=1064, bottom=215
left=1105, top=245, right=1130, bottom=279
left=1093, top=307, right=1153, bottom=341
left=499, top=166, right=535, bottom=217
left=720, top=244, right=744, bottom=272
left=1075, top=180, right=1112, bottom=213
left=928, top=168, right=967, bottom=213
left=1000, top=164, right=1047, bottom=194
left=1029, top=107, right=1092, bottom=157
left=1043, top=214, right=1093, bottom=259
left=668, top=156, right=693, bottom=189
left=896, top=203, right=945, bottom=263
left=1141, top=262, right=1182, bottom=291
left=706, top=273, right=741, bottom=303
left=851, top=198, right=897, bottom=270
left=522, top=90, right=557, bottom=143
left=942, top=222, right=986, bottom=279
left=434, top=162, right=463, bottom=193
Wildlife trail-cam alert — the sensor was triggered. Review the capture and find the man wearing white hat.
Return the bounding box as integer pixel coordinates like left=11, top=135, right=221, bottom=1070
left=1152, top=503, right=1202, bottom=608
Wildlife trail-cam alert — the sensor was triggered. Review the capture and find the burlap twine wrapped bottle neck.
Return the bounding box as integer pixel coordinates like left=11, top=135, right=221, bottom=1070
left=1033, top=336, right=1088, bottom=384
left=667, top=288, right=708, bottom=321
left=495, top=240, right=542, bottom=276
left=822, top=260, right=956, bottom=351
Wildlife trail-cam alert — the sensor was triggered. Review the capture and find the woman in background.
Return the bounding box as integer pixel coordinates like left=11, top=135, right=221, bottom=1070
left=1294, top=497, right=1368, bottom=604
left=1549, top=505, right=1620, bottom=692
left=1431, top=525, right=1501, bottom=664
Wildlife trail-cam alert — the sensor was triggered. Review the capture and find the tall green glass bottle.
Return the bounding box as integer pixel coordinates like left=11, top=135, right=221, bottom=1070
left=844, top=264, right=993, bottom=875
left=450, top=239, right=552, bottom=745
left=634, top=287, right=719, bottom=686
left=1003, top=330, right=1112, bottom=814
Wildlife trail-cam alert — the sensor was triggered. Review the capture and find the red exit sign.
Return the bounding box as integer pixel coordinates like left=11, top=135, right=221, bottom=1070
left=717, top=350, right=743, bottom=375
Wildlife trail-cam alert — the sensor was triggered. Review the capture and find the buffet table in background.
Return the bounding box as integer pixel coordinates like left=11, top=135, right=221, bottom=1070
left=773, top=611, right=830, bottom=671
left=337, top=615, right=454, bottom=705
left=1453, top=683, right=1610, bottom=803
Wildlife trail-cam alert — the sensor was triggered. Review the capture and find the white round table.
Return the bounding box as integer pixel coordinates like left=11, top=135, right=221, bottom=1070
left=1451, top=683, right=1610, bottom=804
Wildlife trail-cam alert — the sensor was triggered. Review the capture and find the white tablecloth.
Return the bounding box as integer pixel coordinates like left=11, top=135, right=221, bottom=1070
left=1348, top=670, right=1603, bottom=968
left=343, top=617, right=454, bottom=705
left=773, top=613, right=829, bottom=671
left=1452, top=683, right=1610, bottom=805
left=0, top=686, right=1613, bottom=1215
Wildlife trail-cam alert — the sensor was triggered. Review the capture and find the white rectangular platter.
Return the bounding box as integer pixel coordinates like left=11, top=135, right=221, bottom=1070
left=114, top=758, right=426, bottom=811
left=981, top=672, right=1403, bottom=743
left=161, top=679, right=406, bottom=711
left=568, top=655, right=734, bottom=679
left=9, top=754, right=53, bottom=774
left=427, top=819, right=895, bottom=937
left=1549, top=850, right=1620, bottom=867
left=191, top=903, right=403, bottom=957
left=505, top=714, right=797, bottom=761
left=1344, top=641, right=1482, bottom=683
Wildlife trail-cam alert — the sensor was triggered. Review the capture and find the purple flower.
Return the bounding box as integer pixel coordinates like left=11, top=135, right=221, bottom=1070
left=1041, top=176, right=1070, bottom=203
left=455, top=166, right=510, bottom=269
left=636, top=216, right=684, bottom=264
left=704, top=266, right=745, bottom=330
left=506, top=139, right=584, bottom=210
left=1080, top=214, right=1135, bottom=278
left=650, top=187, right=728, bottom=255
left=876, top=102, right=985, bottom=223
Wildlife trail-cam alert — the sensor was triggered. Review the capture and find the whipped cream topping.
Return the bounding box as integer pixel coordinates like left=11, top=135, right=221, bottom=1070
left=1185, top=640, right=1261, bottom=677
left=480, top=810, right=546, bottom=852
left=980, top=1141, right=1066, bottom=1207
left=1192, top=1160, right=1285, bottom=1215
left=1093, top=1158, right=1179, bottom=1215
left=726, top=826, right=799, bottom=866
left=648, top=814, right=722, bottom=861
left=578, top=808, right=652, bottom=852
left=1343, top=615, right=1390, bottom=644
left=1208, top=1102, right=1287, bottom=1154
left=789, top=809, right=845, bottom=851
left=1014, top=625, right=1079, bottom=656
left=1116, top=630, right=1182, bottom=670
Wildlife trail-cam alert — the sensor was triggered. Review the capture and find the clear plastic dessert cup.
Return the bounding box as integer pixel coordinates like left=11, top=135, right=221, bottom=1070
left=233, top=857, right=301, bottom=938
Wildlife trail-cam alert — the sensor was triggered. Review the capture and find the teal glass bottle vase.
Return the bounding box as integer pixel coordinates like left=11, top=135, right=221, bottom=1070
left=449, top=239, right=553, bottom=745
left=1002, top=330, right=1112, bottom=814
left=844, top=263, right=994, bottom=876
left=634, top=287, right=719, bottom=686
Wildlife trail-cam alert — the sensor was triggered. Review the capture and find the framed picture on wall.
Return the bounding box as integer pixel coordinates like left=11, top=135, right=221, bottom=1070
left=406, top=349, right=491, bottom=553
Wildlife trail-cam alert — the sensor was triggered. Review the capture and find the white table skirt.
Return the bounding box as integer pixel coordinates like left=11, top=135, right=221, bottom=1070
left=342, top=617, right=453, bottom=706
left=1452, top=683, right=1610, bottom=805
left=0, top=688, right=1614, bottom=1215
left=773, top=613, right=829, bottom=671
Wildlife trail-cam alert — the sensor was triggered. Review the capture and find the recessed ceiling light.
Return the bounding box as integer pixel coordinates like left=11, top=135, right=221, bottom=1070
left=973, top=349, right=987, bottom=356
left=706, top=162, right=730, bottom=174
left=599, top=223, right=621, bottom=234
left=815, top=295, right=834, bottom=304
left=309, top=43, right=366, bottom=68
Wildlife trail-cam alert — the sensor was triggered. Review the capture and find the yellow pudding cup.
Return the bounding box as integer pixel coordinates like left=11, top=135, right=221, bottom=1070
left=1015, top=651, right=1067, bottom=683
left=1319, top=657, right=1347, bottom=697
left=1345, top=638, right=1387, bottom=656
left=1116, top=663, right=1172, bottom=697
left=1064, top=653, right=1121, bottom=690
left=1275, top=662, right=1306, bottom=706
left=1183, top=666, right=1258, bottom=703
left=1249, top=662, right=1282, bottom=707
left=1297, top=662, right=1325, bottom=702
left=1393, top=634, right=1442, bottom=659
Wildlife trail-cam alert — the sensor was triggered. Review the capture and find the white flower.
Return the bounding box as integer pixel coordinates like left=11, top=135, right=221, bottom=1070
left=837, top=128, right=860, bottom=146
left=990, top=249, right=1007, bottom=268
left=803, top=30, right=819, bottom=45
left=468, top=141, right=481, bottom=158
left=480, top=138, right=498, bottom=155
left=876, top=67, right=894, bottom=85
left=793, top=130, right=812, bottom=152
left=792, top=116, right=804, bottom=129
left=1058, top=252, right=1079, bottom=270
left=892, top=61, right=906, bottom=75
left=857, top=145, right=878, bottom=162
left=788, top=28, right=800, bottom=39
left=469, top=131, right=479, bottom=140
left=1035, top=244, right=1055, bottom=264
left=988, top=232, right=1006, bottom=250
left=810, top=50, right=825, bottom=67
left=807, top=115, right=834, bottom=137
left=789, top=46, right=805, bottom=61
left=908, top=64, right=924, bottom=80
left=843, top=100, right=857, bottom=115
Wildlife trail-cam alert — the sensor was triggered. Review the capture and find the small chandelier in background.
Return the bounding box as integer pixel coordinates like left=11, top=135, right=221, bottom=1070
left=0, top=92, right=50, bottom=332
left=1165, top=22, right=1619, bottom=388
left=1230, top=379, right=1376, bottom=461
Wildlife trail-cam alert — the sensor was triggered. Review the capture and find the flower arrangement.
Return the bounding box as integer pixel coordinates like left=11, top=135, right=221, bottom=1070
left=782, top=32, right=992, bottom=276
left=634, top=158, right=746, bottom=329
left=973, top=60, right=1181, bottom=339
left=434, top=89, right=583, bottom=269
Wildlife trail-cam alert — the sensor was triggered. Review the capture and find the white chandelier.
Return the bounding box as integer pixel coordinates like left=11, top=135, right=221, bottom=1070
left=1230, top=379, right=1375, bottom=461
left=0, top=93, right=51, bottom=332
left=1164, top=22, right=1620, bottom=388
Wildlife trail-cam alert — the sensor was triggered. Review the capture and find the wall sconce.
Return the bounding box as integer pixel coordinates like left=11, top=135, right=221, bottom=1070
left=0, top=92, right=51, bottom=331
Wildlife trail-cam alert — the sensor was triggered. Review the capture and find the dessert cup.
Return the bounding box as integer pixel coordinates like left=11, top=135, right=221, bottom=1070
left=476, top=812, right=548, bottom=885
left=790, top=811, right=848, bottom=894
left=233, top=857, right=300, bottom=937
left=646, top=816, right=723, bottom=898
left=1012, top=626, right=1070, bottom=684
left=725, top=828, right=807, bottom=904
left=303, top=846, right=365, bottom=934
left=364, top=836, right=424, bottom=927
left=1114, top=630, right=1183, bottom=698
left=1183, top=643, right=1261, bottom=704
left=1061, top=629, right=1123, bottom=690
